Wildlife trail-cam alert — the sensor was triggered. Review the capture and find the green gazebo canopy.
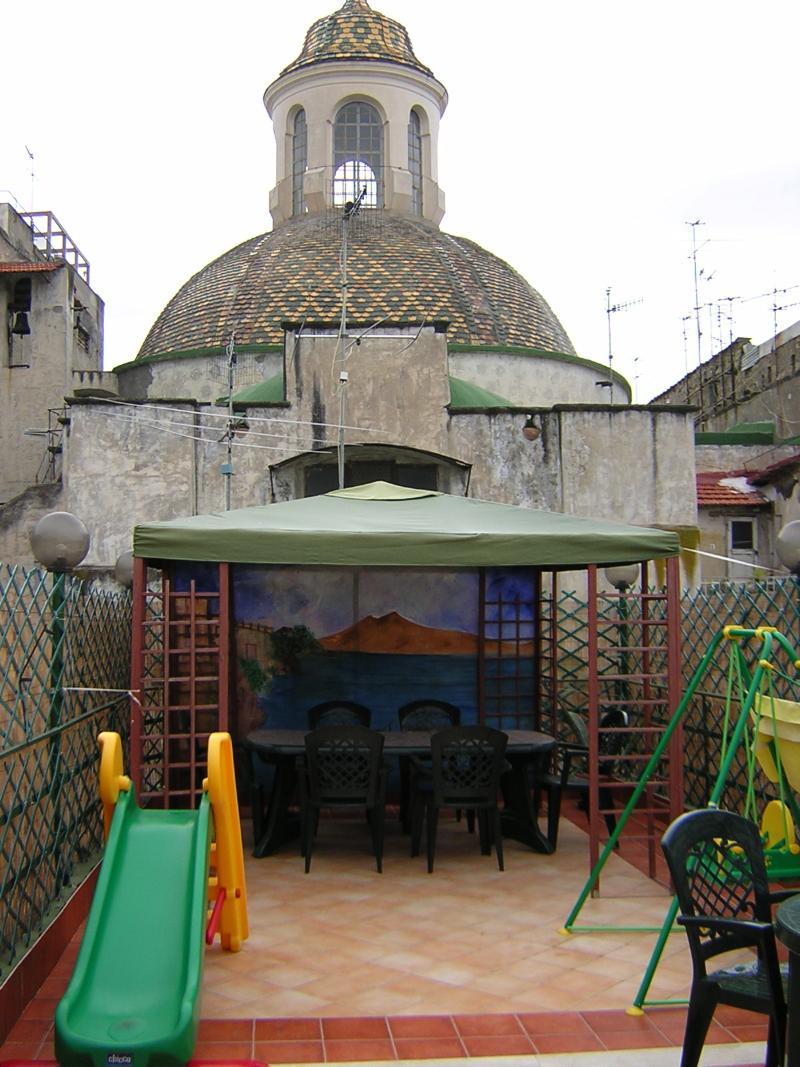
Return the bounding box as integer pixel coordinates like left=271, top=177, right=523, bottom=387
left=133, top=482, right=679, bottom=569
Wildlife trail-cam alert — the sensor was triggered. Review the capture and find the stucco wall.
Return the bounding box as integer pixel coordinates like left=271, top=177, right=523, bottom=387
left=449, top=350, right=631, bottom=407
left=115, top=350, right=283, bottom=403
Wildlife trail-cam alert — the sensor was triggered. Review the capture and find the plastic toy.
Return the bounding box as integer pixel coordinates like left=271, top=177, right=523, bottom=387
left=54, top=731, right=248, bottom=1067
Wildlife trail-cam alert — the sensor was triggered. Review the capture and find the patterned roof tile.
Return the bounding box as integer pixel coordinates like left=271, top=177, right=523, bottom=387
left=280, top=0, right=434, bottom=77
left=138, top=214, right=575, bottom=360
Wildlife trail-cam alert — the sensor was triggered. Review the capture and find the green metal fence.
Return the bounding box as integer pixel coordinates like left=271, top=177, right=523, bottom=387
left=1, top=563, right=131, bottom=979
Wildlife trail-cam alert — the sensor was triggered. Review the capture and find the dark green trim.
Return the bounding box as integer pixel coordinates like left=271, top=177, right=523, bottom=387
left=448, top=343, right=631, bottom=393
left=113, top=343, right=283, bottom=373
left=696, top=431, right=775, bottom=445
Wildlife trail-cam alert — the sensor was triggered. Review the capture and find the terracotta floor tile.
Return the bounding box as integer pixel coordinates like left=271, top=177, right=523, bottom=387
left=322, top=1016, right=390, bottom=1040
left=21, top=1000, right=60, bottom=1023
left=5, top=1019, right=52, bottom=1043
left=253, top=1039, right=324, bottom=1063
left=461, top=1033, right=536, bottom=1056
left=533, top=1030, right=607, bottom=1054
left=518, top=1010, right=591, bottom=1035
left=196, top=1020, right=253, bottom=1041
left=0, top=1041, right=46, bottom=1060
left=191, top=1041, right=253, bottom=1059
left=583, top=1007, right=659, bottom=1033
left=254, top=1018, right=321, bottom=1041
left=451, top=1012, right=524, bottom=1036
left=387, top=1015, right=457, bottom=1039
left=599, top=1027, right=672, bottom=1049
left=323, top=1038, right=396, bottom=1061
left=726, top=1024, right=769, bottom=1042
left=392, top=1037, right=466, bottom=1059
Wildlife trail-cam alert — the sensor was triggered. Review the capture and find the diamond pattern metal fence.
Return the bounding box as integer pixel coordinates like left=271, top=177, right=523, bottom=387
left=1, top=563, right=131, bottom=979
left=554, top=577, right=800, bottom=816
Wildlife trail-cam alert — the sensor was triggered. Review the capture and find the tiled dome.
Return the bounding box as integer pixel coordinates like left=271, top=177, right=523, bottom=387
left=137, top=214, right=575, bottom=359
left=280, top=0, right=434, bottom=78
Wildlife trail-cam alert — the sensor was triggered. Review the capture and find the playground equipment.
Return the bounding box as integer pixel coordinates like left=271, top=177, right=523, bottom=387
left=560, top=624, right=800, bottom=1014
left=55, top=732, right=248, bottom=1067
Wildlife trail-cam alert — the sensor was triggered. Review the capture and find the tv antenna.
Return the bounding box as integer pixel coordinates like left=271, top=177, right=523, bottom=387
left=221, top=333, right=237, bottom=510
left=25, top=146, right=35, bottom=208
left=335, top=185, right=367, bottom=488
left=686, top=220, right=706, bottom=367
left=605, top=287, right=643, bottom=405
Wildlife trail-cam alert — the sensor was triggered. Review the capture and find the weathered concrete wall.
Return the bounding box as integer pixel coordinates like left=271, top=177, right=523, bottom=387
left=0, top=482, right=64, bottom=564
left=115, top=350, right=283, bottom=402
left=0, top=206, right=104, bottom=504
left=696, top=507, right=773, bottom=582
left=558, top=407, right=697, bottom=526
left=695, top=444, right=798, bottom=474
left=449, top=350, right=631, bottom=407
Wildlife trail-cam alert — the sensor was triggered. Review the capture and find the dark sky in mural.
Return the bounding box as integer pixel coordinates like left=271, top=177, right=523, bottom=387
left=233, top=566, right=481, bottom=637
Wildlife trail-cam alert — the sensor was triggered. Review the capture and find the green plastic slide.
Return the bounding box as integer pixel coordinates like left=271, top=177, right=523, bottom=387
left=55, top=786, right=211, bottom=1067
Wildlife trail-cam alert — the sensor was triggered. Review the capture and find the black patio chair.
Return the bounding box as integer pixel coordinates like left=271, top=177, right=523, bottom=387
left=410, top=724, right=508, bottom=873
left=661, top=807, right=792, bottom=1067
left=307, top=700, right=371, bottom=729
left=397, top=700, right=461, bottom=831
left=298, top=725, right=387, bottom=873
left=533, top=706, right=628, bottom=849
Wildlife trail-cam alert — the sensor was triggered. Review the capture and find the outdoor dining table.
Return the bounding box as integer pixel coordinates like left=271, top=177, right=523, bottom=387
left=775, top=893, right=800, bottom=1066
left=245, top=727, right=559, bottom=859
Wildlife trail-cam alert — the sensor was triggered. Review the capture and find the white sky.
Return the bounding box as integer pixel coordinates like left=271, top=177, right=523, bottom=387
left=3, top=0, right=799, bottom=402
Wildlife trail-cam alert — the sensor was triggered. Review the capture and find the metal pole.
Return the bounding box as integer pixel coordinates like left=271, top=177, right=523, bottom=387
left=48, top=569, right=68, bottom=886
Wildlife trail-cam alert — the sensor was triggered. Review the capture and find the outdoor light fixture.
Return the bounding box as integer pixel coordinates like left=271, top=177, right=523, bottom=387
left=30, top=511, right=90, bottom=572
left=522, top=415, right=541, bottom=442
left=777, top=521, right=800, bottom=577
left=114, top=550, right=134, bottom=588
left=604, top=564, right=639, bottom=591
left=11, top=311, right=31, bottom=336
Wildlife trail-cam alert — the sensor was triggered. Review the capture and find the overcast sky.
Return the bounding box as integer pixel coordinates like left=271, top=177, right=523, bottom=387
left=3, top=0, right=799, bottom=401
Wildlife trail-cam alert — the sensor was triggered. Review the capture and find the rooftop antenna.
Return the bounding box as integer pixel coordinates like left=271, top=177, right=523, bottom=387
left=687, top=220, right=705, bottom=367
left=719, top=296, right=739, bottom=347
left=605, top=287, right=642, bottom=405
left=222, top=332, right=236, bottom=509
left=25, top=146, right=34, bottom=208
left=335, top=185, right=367, bottom=488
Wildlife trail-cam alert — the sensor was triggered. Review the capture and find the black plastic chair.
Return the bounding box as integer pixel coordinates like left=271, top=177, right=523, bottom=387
left=398, top=700, right=460, bottom=831
left=661, top=807, right=792, bottom=1067
left=307, top=700, right=371, bottom=729
left=298, top=725, right=387, bottom=873
left=534, top=707, right=628, bottom=849
left=410, top=725, right=508, bottom=873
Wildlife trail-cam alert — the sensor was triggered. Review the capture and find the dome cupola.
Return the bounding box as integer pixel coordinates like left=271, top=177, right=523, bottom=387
left=264, top=0, right=448, bottom=225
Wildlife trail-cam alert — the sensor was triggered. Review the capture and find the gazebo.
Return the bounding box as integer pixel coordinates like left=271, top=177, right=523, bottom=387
left=130, top=482, right=683, bottom=867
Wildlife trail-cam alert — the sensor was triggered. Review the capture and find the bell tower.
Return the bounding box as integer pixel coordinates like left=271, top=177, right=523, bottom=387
left=264, top=0, right=448, bottom=226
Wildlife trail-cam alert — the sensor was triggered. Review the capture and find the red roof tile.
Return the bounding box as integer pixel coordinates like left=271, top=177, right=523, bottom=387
left=696, top=471, right=767, bottom=507
left=0, top=261, right=62, bottom=273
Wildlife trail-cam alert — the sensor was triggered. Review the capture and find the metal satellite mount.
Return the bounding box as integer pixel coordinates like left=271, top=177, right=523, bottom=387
left=605, top=288, right=643, bottom=405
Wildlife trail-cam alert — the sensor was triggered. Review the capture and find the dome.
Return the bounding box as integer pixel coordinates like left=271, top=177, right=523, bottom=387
left=279, top=0, right=434, bottom=79
left=137, top=214, right=575, bottom=359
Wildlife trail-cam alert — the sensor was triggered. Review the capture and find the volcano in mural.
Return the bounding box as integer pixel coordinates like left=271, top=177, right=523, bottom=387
left=320, top=612, right=533, bottom=656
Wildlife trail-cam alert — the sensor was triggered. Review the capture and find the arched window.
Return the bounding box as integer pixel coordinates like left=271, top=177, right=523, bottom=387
left=333, top=101, right=383, bottom=208
left=408, top=110, right=422, bottom=216
left=292, top=109, right=307, bottom=216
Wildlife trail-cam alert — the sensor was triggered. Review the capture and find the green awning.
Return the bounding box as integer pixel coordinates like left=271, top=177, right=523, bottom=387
left=216, top=374, right=284, bottom=407
left=134, top=481, right=679, bottom=568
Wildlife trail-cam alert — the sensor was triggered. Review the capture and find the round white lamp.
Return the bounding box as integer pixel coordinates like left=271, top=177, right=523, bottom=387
left=114, top=550, right=134, bottom=588
left=604, top=564, right=639, bottom=591
left=30, top=512, right=90, bottom=572
left=777, top=521, right=800, bottom=576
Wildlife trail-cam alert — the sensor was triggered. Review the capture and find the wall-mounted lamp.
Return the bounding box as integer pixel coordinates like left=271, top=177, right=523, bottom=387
left=522, top=415, right=541, bottom=442
left=10, top=311, right=31, bottom=336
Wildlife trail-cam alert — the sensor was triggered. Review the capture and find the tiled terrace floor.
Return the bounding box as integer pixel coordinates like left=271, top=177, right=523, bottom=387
left=1, top=811, right=769, bottom=1065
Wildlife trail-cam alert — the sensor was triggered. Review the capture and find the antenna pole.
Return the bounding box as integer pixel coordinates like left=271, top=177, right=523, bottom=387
left=687, top=220, right=704, bottom=367
left=224, top=332, right=236, bottom=510
left=605, top=287, right=614, bottom=406
left=25, top=146, right=35, bottom=208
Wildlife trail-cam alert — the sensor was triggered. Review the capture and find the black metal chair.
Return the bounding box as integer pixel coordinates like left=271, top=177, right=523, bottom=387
left=533, top=707, right=628, bottom=849
left=410, top=725, right=508, bottom=873
left=661, top=807, right=792, bottom=1067
left=307, top=700, right=371, bottom=729
left=397, top=700, right=460, bottom=831
left=298, top=725, right=387, bottom=873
